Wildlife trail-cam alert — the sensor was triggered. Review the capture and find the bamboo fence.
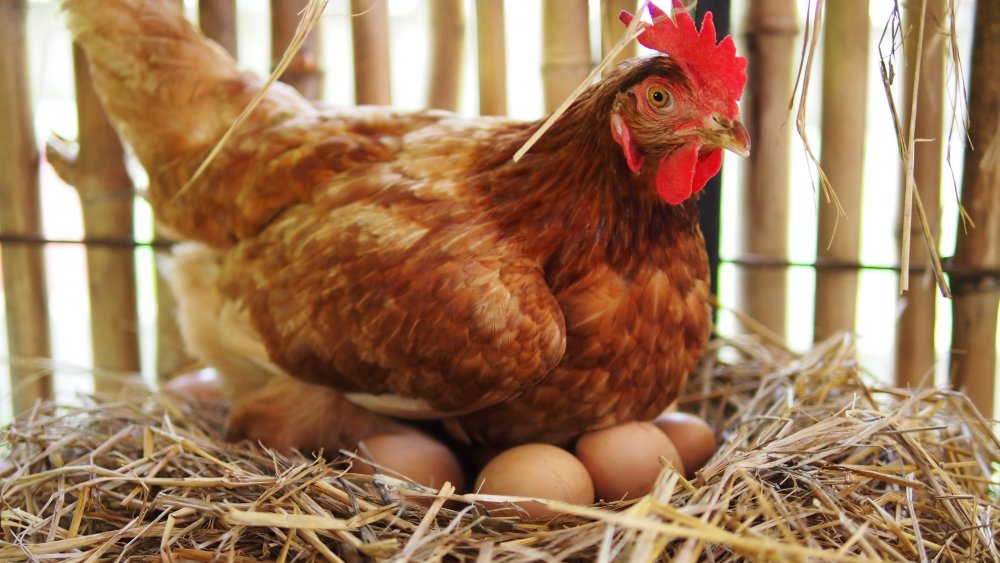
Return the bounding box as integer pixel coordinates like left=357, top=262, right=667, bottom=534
left=0, top=0, right=998, bottom=442
left=45, top=48, right=141, bottom=394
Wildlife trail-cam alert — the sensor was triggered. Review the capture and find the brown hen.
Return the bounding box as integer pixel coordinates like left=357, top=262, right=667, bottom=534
left=63, top=0, right=749, bottom=448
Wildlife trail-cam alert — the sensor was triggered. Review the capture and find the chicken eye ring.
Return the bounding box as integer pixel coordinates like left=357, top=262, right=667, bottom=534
left=646, top=86, right=672, bottom=110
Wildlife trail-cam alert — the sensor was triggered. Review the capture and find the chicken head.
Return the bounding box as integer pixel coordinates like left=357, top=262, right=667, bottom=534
left=613, top=2, right=750, bottom=205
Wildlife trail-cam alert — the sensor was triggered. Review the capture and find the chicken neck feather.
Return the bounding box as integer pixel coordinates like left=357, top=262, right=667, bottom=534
left=477, top=58, right=704, bottom=290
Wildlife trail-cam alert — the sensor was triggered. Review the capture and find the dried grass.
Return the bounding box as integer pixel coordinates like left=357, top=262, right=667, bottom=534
left=2, top=333, right=998, bottom=561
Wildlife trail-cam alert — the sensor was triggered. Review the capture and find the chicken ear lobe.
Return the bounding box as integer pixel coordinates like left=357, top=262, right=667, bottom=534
left=655, top=145, right=723, bottom=205
left=610, top=113, right=645, bottom=173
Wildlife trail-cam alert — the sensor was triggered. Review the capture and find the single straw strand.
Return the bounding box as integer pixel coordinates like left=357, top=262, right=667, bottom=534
left=899, top=0, right=928, bottom=293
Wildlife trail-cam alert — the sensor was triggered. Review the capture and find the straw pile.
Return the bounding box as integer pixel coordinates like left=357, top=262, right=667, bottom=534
left=2, top=333, right=998, bottom=561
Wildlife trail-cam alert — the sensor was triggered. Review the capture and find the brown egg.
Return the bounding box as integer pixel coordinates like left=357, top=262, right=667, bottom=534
left=162, top=368, right=225, bottom=404
left=653, top=412, right=717, bottom=478
left=575, top=421, right=684, bottom=501
left=354, top=430, right=465, bottom=492
left=475, top=443, right=595, bottom=520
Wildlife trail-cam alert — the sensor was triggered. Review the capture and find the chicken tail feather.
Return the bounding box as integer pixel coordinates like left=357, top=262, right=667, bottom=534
left=63, top=0, right=315, bottom=243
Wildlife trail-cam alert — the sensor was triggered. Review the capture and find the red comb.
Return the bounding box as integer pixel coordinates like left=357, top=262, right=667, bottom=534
left=620, top=1, right=747, bottom=117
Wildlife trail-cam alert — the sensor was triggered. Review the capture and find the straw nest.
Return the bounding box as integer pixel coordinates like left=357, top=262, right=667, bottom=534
left=2, top=333, right=998, bottom=562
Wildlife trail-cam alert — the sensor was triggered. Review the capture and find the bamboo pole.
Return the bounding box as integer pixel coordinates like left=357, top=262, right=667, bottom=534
left=476, top=0, right=506, bottom=116
left=738, top=0, right=798, bottom=339
left=601, top=0, right=637, bottom=76
left=351, top=0, right=391, bottom=105
left=428, top=0, right=465, bottom=111
left=271, top=0, right=324, bottom=100
left=199, top=0, right=238, bottom=58
left=541, top=0, right=591, bottom=113
left=813, top=1, right=870, bottom=340
left=45, top=48, right=141, bottom=393
left=895, top=0, right=946, bottom=387
left=0, top=0, right=53, bottom=413
left=949, top=0, right=1000, bottom=418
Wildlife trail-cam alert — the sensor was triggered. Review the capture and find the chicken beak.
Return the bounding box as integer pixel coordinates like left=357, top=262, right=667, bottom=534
left=721, top=119, right=750, bottom=157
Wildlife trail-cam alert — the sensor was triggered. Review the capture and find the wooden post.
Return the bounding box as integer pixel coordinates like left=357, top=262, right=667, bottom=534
left=813, top=1, right=870, bottom=339
left=896, top=0, right=946, bottom=387
left=428, top=0, right=465, bottom=111
left=0, top=0, right=53, bottom=413
left=46, top=48, right=141, bottom=393
left=351, top=0, right=391, bottom=105
left=541, top=0, right=591, bottom=113
left=739, top=0, right=798, bottom=338
left=271, top=0, right=324, bottom=100
left=476, top=0, right=506, bottom=116
left=600, top=0, right=637, bottom=76
left=949, top=0, right=1000, bottom=417
left=199, top=0, right=238, bottom=58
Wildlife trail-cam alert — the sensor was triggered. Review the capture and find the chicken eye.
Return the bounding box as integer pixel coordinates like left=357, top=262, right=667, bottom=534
left=646, top=86, right=671, bottom=109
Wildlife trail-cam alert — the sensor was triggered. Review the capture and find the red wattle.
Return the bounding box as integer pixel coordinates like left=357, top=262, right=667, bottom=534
left=692, top=149, right=723, bottom=193
left=655, top=144, right=698, bottom=205
left=655, top=145, right=725, bottom=205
